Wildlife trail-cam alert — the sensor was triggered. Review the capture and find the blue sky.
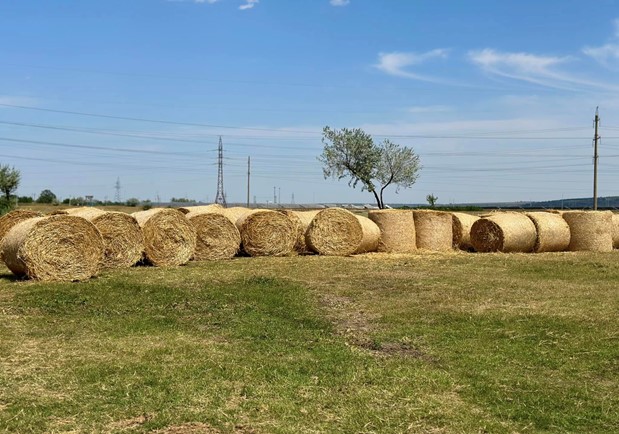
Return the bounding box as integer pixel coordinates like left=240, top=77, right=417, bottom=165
left=2, top=0, right=619, bottom=205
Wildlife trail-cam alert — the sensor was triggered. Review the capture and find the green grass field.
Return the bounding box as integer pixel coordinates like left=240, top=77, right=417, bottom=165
left=0, top=252, right=617, bottom=433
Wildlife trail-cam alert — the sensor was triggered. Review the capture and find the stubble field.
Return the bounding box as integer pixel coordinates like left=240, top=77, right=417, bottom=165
left=0, top=251, right=617, bottom=433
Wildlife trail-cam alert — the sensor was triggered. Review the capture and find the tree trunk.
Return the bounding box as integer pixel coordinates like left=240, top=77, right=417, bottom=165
left=371, top=190, right=382, bottom=209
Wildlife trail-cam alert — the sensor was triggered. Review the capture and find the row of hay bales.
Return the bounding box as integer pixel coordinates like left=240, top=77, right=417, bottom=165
left=0, top=206, right=618, bottom=282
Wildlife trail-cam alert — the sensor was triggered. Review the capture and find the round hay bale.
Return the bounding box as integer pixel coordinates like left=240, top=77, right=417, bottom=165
left=185, top=210, right=241, bottom=260
left=277, top=210, right=320, bottom=254
left=48, top=209, right=69, bottom=216
left=525, top=212, right=570, bottom=253
left=368, top=209, right=416, bottom=253
left=0, top=209, right=43, bottom=241
left=1, top=215, right=104, bottom=281
left=64, top=207, right=144, bottom=268
left=451, top=212, right=479, bottom=251
left=470, top=212, right=537, bottom=253
left=612, top=214, right=619, bottom=249
left=562, top=211, right=613, bottom=252
left=413, top=210, right=453, bottom=251
left=222, top=207, right=252, bottom=225
left=354, top=214, right=380, bottom=254
left=178, top=204, right=223, bottom=215
left=131, top=208, right=197, bottom=266
left=236, top=210, right=296, bottom=256
left=306, top=208, right=378, bottom=256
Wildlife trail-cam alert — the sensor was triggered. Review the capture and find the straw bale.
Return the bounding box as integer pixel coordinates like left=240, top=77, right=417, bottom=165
left=132, top=208, right=197, bottom=266
left=178, top=204, right=223, bottom=215
left=235, top=209, right=296, bottom=256
left=354, top=214, right=380, bottom=254
left=64, top=207, right=144, bottom=268
left=562, top=211, right=613, bottom=252
left=1, top=215, right=104, bottom=281
left=185, top=210, right=241, bottom=260
left=48, top=209, right=69, bottom=216
left=451, top=212, right=479, bottom=251
left=0, top=209, right=43, bottom=242
left=368, top=209, right=416, bottom=253
left=306, top=208, right=378, bottom=256
left=277, top=210, right=320, bottom=254
left=222, top=207, right=252, bottom=225
left=470, top=212, right=537, bottom=253
left=525, top=212, right=570, bottom=253
left=613, top=214, right=619, bottom=249
left=413, top=210, right=453, bottom=251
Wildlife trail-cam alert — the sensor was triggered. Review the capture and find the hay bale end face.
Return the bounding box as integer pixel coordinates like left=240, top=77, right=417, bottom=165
left=236, top=210, right=296, bottom=257
left=451, top=212, right=479, bottom=251
left=562, top=211, right=613, bottom=252
left=306, top=208, right=362, bottom=256
left=526, top=212, right=570, bottom=253
left=470, top=212, right=537, bottom=253
left=65, top=207, right=144, bottom=268
left=368, top=209, right=416, bottom=253
left=132, top=208, right=197, bottom=266
left=186, top=210, right=241, bottom=260
left=0, top=209, right=43, bottom=242
left=1, top=215, right=104, bottom=281
left=413, top=210, right=453, bottom=251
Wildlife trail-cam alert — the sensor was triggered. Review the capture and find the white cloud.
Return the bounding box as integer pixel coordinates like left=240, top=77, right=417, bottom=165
left=239, top=0, right=258, bottom=10
left=330, top=0, right=350, bottom=6
left=583, top=18, right=619, bottom=68
left=467, top=48, right=615, bottom=91
left=374, top=49, right=449, bottom=82
left=0, top=95, right=39, bottom=107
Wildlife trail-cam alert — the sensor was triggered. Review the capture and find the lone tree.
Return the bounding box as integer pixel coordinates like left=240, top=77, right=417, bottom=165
left=318, top=126, right=421, bottom=209
left=426, top=193, right=438, bottom=207
left=37, top=189, right=57, bottom=204
left=0, top=164, right=21, bottom=202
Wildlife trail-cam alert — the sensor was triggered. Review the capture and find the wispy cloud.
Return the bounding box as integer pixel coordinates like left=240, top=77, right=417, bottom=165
left=583, top=18, right=619, bottom=69
left=467, top=48, right=614, bottom=91
left=239, top=0, right=258, bottom=10
left=330, top=0, right=350, bottom=6
left=374, top=49, right=449, bottom=82
left=0, top=95, right=39, bottom=107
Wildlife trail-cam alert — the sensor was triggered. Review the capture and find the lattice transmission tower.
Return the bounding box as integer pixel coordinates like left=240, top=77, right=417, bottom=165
left=215, top=136, right=227, bottom=206
left=114, top=177, right=121, bottom=203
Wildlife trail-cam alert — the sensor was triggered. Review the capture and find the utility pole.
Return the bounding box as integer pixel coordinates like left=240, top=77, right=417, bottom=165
left=273, top=186, right=277, bottom=205
left=247, top=156, right=251, bottom=208
left=278, top=187, right=281, bottom=205
left=593, top=107, right=600, bottom=210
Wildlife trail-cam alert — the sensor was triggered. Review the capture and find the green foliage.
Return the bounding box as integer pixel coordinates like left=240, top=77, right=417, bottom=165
left=142, top=199, right=153, bottom=210
left=426, top=193, right=438, bottom=207
left=125, top=198, right=140, bottom=207
left=170, top=197, right=196, bottom=203
left=319, top=126, right=421, bottom=209
left=0, top=164, right=21, bottom=202
left=36, top=189, right=57, bottom=204
left=0, top=197, right=13, bottom=215
left=17, top=196, right=33, bottom=203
